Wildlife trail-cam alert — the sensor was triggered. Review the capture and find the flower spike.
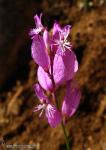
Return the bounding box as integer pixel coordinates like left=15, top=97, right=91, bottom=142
left=30, top=13, right=81, bottom=130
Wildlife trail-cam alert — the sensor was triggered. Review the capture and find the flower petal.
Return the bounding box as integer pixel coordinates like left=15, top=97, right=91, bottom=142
left=43, top=30, right=51, bottom=50
left=52, top=22, right=61, bottom=38
left=46, top=104, right=62, bottom=128
left=53, top=50, right=78, bottom=86
left=29, top=14, right=44, bottom=38
left=34, top=13, right=43, bottom=28
left=37, top=66, right=53, bottom=91
left=62, top=80, right=81, bottom=117
left=31, top=35, right=50, bottom=70
left=33, top=83, right=48, bottom=103
left=33, top=104, right=44, bottom=112
left=61, top=25, right=71, bottom=40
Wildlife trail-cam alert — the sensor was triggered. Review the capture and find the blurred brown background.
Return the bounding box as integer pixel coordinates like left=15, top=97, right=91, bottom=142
left=0, top=0, right=106, bottom=150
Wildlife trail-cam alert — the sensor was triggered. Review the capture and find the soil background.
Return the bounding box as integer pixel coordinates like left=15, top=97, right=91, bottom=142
left=0, top=0, right=106, bottom=150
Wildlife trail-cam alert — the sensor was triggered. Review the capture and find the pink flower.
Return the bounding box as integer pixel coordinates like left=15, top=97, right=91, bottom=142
left=29, top=13, right=81, bottom=128
left=33, top=84, right=62, bottom=128
left=52, top=22, right=72, bottom=55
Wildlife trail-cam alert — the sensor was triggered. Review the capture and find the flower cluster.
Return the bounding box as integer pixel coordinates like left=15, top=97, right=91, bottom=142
left=29, top=13, right=81, bottom=128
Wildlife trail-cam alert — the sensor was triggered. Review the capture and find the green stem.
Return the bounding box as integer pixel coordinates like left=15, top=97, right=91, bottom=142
left=61, top=121, right=70, bottom=150
left=52, top=92, right=70, bottom=150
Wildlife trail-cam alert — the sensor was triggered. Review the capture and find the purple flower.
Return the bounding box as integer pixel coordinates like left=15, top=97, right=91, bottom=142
left=52, top=22, right=72, bottom=55
left=29, top=13, right=44, bottom=38
left=33, top=84, right=62, bottom=128
left=62, top=80, right=81, bottom=117
left=30, top=13, right=81, bottom=128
